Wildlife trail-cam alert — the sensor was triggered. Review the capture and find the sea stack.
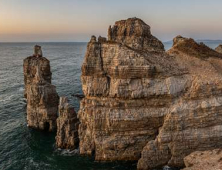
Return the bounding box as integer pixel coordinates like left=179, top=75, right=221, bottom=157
left=23, top=46, right=59, bottom=131
left=56, top=97, right=79, bottom=149
left=78, top=17, right=185, bottom=161
left=79, top=17, right=222, bottom=169
left=216, top=44, right=222, bottom=54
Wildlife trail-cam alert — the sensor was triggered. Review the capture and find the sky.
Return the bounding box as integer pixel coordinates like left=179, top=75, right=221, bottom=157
left=0, top=0, right=222, bottom=42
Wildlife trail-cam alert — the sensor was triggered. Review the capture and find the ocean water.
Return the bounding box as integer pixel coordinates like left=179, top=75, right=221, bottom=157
left=0, top=41, right=221, bottom=170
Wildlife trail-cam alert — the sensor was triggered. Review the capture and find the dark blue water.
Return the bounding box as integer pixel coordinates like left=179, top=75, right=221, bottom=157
left=0, top=41, right=221, bottom=170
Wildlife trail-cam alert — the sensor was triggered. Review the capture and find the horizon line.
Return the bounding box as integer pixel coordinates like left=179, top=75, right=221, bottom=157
left=1, top=39, right=222, bottom=43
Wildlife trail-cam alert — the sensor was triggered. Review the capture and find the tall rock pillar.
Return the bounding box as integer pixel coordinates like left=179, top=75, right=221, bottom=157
left=23, top=45, right=59, bottom=131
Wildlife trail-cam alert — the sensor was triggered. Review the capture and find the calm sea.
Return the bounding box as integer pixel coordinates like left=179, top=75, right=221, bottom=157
left=0, top=41, right=221, bottom=170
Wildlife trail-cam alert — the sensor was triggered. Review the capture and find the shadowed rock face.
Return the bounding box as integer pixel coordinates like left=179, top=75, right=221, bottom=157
left=56, top=97, right=79, bottom=149
left=23, top=46, right=59, bottom=131
left=216, top=45, right=222, bottom=54
left=138, top=37, right=222, bottom=169
left=78, top=18, right=186, bottom=161
left=183, top=149, right=222, bottom=170
left=108, top=17, right=165, bottom=52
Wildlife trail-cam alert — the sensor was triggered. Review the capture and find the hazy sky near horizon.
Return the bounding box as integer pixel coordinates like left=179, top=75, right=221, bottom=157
left=0, top=0, right=222, bottom=42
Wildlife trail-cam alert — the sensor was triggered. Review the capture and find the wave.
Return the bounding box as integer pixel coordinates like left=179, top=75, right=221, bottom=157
left=19, top=87, right=24, bottom=92
left=0, top=95, right=14, bottom=103
left=55, top=148, right=80, bottom=156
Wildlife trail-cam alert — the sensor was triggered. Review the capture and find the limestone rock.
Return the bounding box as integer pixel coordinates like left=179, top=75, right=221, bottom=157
left=34, top=45, right=43, bottom=57
left=137, top=36, right=222, bottom=169
left=56, top=97, right=79, bottom=149
left=79, top=18, right=222, bottom=168
left=24, top=46, right=59, bottom=131
left=78, top=18, right=185, bottom=161
left=108, top=17, right=165, bottom=52
left=216, top=45, right=222, bottom=54
left=23, top=53, right=51, bottom=98
left=169, top=36, right=222, bottom=59
left=183, top=149, right=222, bottom=170
left=98, top=36, right=107, bottom=43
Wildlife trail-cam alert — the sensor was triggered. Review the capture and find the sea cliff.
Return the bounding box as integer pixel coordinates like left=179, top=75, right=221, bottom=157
left=23, top=18, right=222, bottom=170
left=79, top=18, right=222, bottom=169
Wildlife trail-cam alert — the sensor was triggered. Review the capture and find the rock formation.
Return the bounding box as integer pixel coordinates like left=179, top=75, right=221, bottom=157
left=78, top=17, right=222, bottom=169
left=56, top=97, right=79, bottom=149
left=78, top=18, right=185, bottom=161
left=216, top=44, right=222, bottom=54
left=169, top=36, right=222, bottom=59
left=108, top=17, right=165, bottom=52
left=23, top=45, right=51, bottom=98
left=183, top=149, right=222, bottom=170
left=138, top=36, right=222, bottom=169
left=23, top=46, right=59, bottom=131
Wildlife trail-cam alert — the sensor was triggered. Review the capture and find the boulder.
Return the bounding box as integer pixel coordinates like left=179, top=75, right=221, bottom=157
left=183, top=149, right=222, bottom=170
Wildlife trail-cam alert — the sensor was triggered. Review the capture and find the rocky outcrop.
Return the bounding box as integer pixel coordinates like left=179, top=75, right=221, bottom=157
left=169, top=36, right=222, bottom=59
left=183, top=149, right=222, bottom=170
left=56, top=97, right=79, bottom=149
left=23, top=46, right=59, bottom=131
left=216, top=45, right=222, bottom=54
left=78, top=18, right=186, bottom=161
left=108, top=17, right=165, bottom=52
left=23, top=45, right=51, bottom=98
left=137, top=36, right=222, bottom=169
left=78, top=17, right=222, bottom=168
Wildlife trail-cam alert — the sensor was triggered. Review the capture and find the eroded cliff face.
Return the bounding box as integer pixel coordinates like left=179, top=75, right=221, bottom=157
left=56, top=97, right=79, bottom=149
left=23, top=46, right=59, bottom=131
left=138, top=36, right=222, bottom=169
left=78, top=18, right=187, bottom=161
left=183, top=149, right=222, bottom=170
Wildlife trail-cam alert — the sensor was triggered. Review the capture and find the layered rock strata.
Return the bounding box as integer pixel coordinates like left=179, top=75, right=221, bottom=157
left=138, top=36, right=222, bottom=169
left=216, top=44, right=222, bottom=54
left=78, top=18, right=187, bottom=161
left=56, top=97, right=79, bottom=149
left=108, top=17, right=165, bottom=52
left=183, top=149, right=222, bottom=170
left=23, top=46, right=59, bottom=131
left=24, top=45, right=51, bottom=98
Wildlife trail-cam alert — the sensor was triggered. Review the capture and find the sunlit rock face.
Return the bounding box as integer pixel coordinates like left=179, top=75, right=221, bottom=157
left=23, top=46, right=59, bottom=131
left=216, top=45, right=222, bottom=54
left=56, top=97, right=79, bottom=149
left=78, top=18, right=187, bottom=161
left=23, top=57, right=52, bottom=99
left=138, top=36, right=222, bottom=170
left=108, top=17, right=165, bottom=52
left=183, top=149, right=222, bottom=170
